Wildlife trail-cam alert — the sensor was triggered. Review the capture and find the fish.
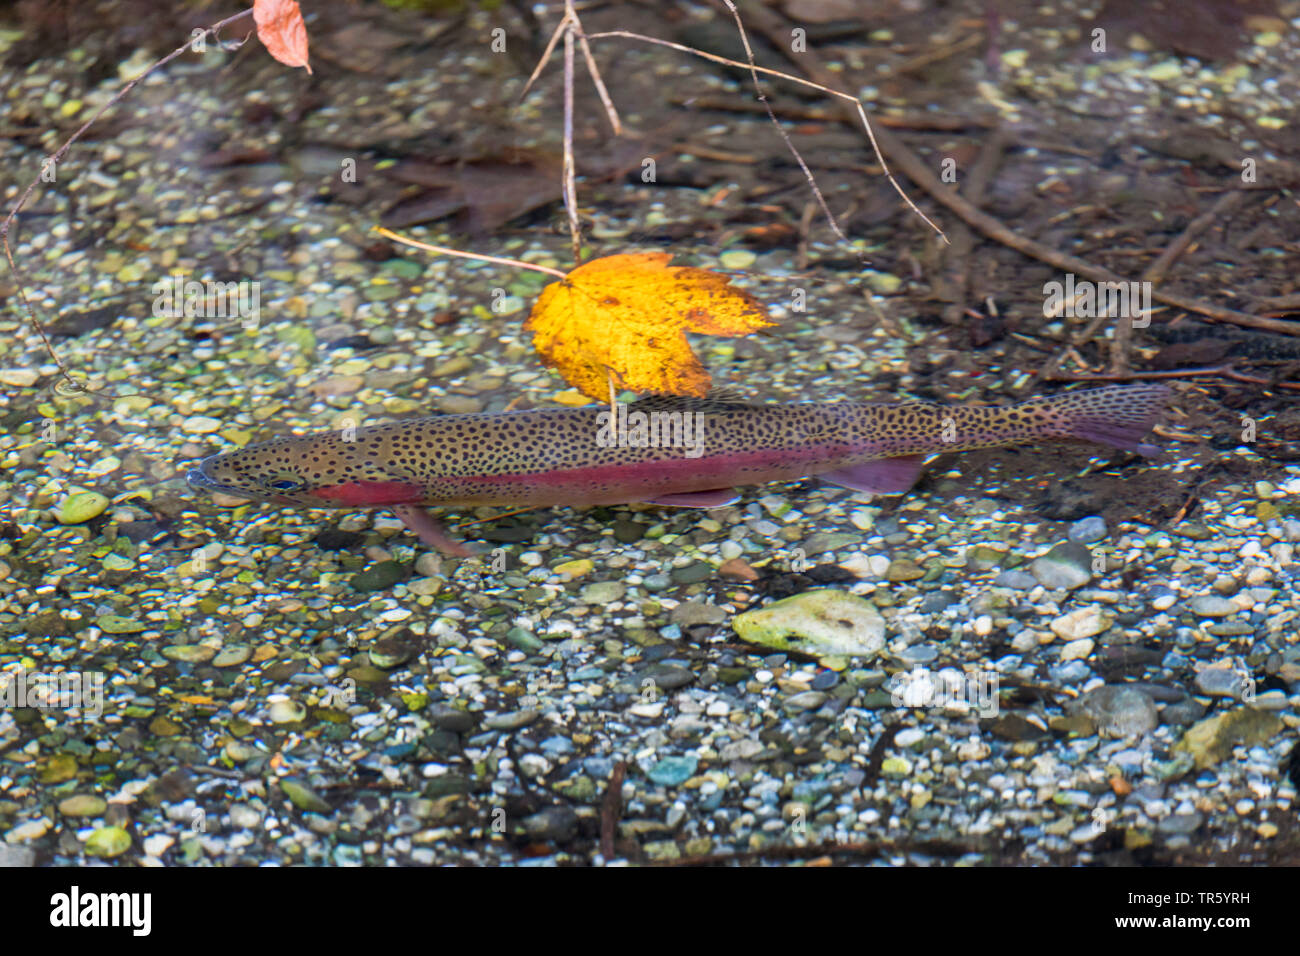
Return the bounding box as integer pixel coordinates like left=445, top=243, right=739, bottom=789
left=186, top=384, right=1170, bottom=556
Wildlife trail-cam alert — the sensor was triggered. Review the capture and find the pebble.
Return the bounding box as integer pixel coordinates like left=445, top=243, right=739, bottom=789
left=581, top=581, right=625, bottom=604
left=1059, top=638, right=1095, bottom=662
left=1067, top=516, right=1108, bottom=544
left=1073, top=685, right=1158, bottom=738
left=281, top=779, right=332, bottom=813
left=732, top=589, right=885, bottom=661
left=58, top=794, right=106, bottom=817
left=1030, top=542, right=1093, bottom=590
left=0, top=368, right=39, bottom=387
left=648, top=756, right=698, bottom=786
left=885, top=557, right=926, bottom=582
left=84, top=826, right=131, bottom=858
left=1175, top=708, right=1283, bottom=769
left=670, top=601, right=727, bottom=626
left=180, top=415, right=223, bottom=434
left=993, top=570, right=1037, bottom=589
left=213, top=645, right=252, bottom=667
left=58, top=491, right=110, bottom=524
left=484, top=709, right=539, bottom=730
left=268, top=698, right=307, bottom=723
left=160, top=644, right=216, bottom=663
left=1194, top=665, right=1248, bottom=698
left=1188, top=595, right=1238, bottom=618
left=1049, top=606, right=1112, bottom=640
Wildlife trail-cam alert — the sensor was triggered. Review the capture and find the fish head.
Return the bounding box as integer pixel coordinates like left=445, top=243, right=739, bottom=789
left=186, top=432, right=427, bottom=509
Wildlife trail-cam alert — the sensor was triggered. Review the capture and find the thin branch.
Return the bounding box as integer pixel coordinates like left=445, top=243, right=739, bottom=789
left=562, top=1, right=582, bottom=263
left=583, top=27, right=947, bottom=244
left=372, top=227, right=567, bottom=277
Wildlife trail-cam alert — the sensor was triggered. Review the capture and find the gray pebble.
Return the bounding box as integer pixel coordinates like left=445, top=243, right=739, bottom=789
left=1067, top=516, right=1108, bottom=544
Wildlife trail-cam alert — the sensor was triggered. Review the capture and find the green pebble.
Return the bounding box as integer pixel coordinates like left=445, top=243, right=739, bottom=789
left=84, top=826, right=131, bottom=858
left=58, top=794, right=106, bottom=817
left=160, top=644, right=215, bottom=663
left=280, top=778, right=332, bottom=813
left=58, top=492, right=110, bottom=525
left=580, top=581, right=625, bottom=604
left=96, top=615, right=145, bottom=634
left=38, top=754, right=78, bottom=784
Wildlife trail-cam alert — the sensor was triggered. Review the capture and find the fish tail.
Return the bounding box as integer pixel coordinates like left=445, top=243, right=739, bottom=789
left=1029, top=384, right=1169, bottom=456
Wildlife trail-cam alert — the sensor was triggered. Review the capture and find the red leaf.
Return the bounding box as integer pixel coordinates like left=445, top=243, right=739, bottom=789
left=252, top=0, right=312, bottom=74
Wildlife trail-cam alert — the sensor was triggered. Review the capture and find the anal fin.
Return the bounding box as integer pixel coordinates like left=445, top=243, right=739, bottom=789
left=819, top=454, right=925, bottom=495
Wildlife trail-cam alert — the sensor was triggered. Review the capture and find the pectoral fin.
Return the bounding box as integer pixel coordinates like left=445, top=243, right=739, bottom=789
left=643, top=488, right=740, bottom=508
left=391, top=504, right=473, bottom=557
left=819, top=455, right=925, bottom=495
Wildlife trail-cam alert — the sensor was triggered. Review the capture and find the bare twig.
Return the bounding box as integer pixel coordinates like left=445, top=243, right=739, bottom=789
left=736, top=3, right=1300, bottom=340
left=372, top=227, right=567, bottom=278
left=583, top=25, right=947, bottom=244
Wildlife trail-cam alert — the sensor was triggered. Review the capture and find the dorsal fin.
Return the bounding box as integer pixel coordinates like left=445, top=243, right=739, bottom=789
left=628, top=387, right=757, bottom=413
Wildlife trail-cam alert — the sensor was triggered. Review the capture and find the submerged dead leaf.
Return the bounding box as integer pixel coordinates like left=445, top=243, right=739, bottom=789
left=525, top=252, right=773, bottom=399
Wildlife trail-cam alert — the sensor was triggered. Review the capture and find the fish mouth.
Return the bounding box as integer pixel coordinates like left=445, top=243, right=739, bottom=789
left=186, top=461, right=255, bottom=499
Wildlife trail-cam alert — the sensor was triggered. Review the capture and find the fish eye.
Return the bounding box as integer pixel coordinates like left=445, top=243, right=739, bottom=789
left=264, top=476, right=303, bottom=492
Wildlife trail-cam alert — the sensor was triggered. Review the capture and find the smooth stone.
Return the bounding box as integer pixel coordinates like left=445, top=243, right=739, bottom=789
left=1194, top=665, right=1249, bottom=698
left=732, top=589, right=885, bottom=661
left=648, top=755, right=698, bottom=786
left=993, top=570, right=1037, bottom=590
left=280, top=778, right=332, bottom=813
left=670, top=562, right=713, bottom=585
left=1160, top=697, right=1206, bottom=726
left=1073, top=685, right=1158, bottom=738
left=670, top=601, right=727, bottom=626
left=1174, top=708, right=1284, bottom=769
left=484, top=709, right=539, bottom=730
left=885, top=558, right=925, bottom=582
left=638, top=664, right=694, bottom=691
left=0, top=368, right=38, bottom=387
left=896, top=644, right=938, bottom=665
left=58, top=492, right=110, bottom=524
left=268, top=699, right=307, bottom=723
left=1067, top=516, right=1108, bottom=544
left=58, top=794, right=107, bottom=817
left=84, top=826, right=131, bottom=858
left=428, top=704, right=478, bottom=733
left=1030, top=542, right=1093, bottom=590
left=580, top=581, right=625, bottom=604
left=213, top=645, right=251, bottom=667
left=160, top=644, right=215, bottom=663
left=1059, top=638, right=1095, bottom=662
left=1188, top=595, right=1238, bottom=618
left=96, top=615, right=145, bottom=634
left=783, top=690, right=828, bottom=711
left=1050, top=606, right=1112, bottom=640
left=919, top=590, right=959, bottom=613
left=0, top=845, right=36, bottom=866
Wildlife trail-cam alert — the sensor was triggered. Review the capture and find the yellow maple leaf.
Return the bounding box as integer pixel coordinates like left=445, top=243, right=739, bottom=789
left=525, top=252, right=773, bottom=398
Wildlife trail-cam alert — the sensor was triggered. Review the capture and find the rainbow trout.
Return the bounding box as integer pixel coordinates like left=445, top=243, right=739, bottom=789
left=186, top=384, right=1169, bottom=555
